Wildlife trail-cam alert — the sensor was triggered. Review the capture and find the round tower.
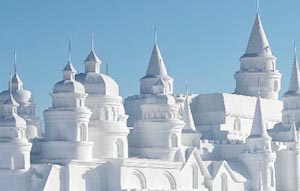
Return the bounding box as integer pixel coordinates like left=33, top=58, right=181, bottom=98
left=42, top=39, right=93, bottom=162
left=0, top=52, right=41, bottom=138
left=0, top=76, right=32, bottom=170
left=234, top=14, right=281, bottom=100
left=75, top=32, right=129, bottom=159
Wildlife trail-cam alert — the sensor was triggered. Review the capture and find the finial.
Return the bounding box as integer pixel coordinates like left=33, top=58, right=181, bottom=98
left=68, top=37, right=72, bottom=62
left=256, top=0, right=260, bottom=14
left=14, top=51, right=17, bottom=75
left=91, top=30, right=95, bottom=51
left=294, top=41, right=297, bottom=59
left=185, top=80, right=189, bottom=95
left=258, top=78, right=261, bottom=97
left=154, top=27, right=158, bottom=45
left=9, top=73, right=12, bottom=95
left=106, top=62, right=109, bottom=75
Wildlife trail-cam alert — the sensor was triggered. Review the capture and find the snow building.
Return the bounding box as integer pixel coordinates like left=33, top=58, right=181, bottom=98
left=0, top=10, right=300, bottom=191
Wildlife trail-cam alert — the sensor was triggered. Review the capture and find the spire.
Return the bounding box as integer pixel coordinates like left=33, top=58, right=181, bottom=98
left=290, top=111, right=299, bottom=142
left=256, top=0, right=260, bottom=14
left=284, top=42, right=300, bottom=96
left=154, top=27, right=158, bottom=45
left=84, top=30, right=101, bottom=73
left=182, top=81, right=196, bottom=131
left=14, top=51, right=17, bottom=75
left=249, top=95, right=270, bottom=139
left=145, top=41, right=168, bottom=77
left=63, top=38, right=76, bottom=80
left=11, top=51, right=23, bottom=90
left=243, top=13, right=272, bottom=56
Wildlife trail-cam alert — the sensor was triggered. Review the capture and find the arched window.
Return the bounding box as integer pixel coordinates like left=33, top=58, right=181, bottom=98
left=234, top=117, right=241, bottom=131
left=116, top=139, right=124, bottom=158
left=171, top=134, right=178, bottom=147
left=192, top=164, right=198, bottom=189
left=221, top=173, right=228, bottom=191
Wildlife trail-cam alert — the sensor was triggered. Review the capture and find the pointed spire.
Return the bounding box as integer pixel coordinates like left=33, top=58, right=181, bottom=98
left=91, top=30, right=95, bottom=52
left=154, top=27, right=158, bottom=45
left=68, top=37, right=72, bottom=63
left=284, top=42, right=300, bottom=96
left=145, top=43, right=168, bottom=77
left=14, top=51, right=17, bottom=75
left=243, top=13, right=272, bottom=56
left=256, top=0, right=260, bottom=14
left=182, top=81, right=196, bottom=131
left=249, top=95, right=270, bottom=139
left=63, top=38, right=76, bottom=80
left=9, top=73, right=12, bottom=95
left=106, top=62, right=109, bottom=75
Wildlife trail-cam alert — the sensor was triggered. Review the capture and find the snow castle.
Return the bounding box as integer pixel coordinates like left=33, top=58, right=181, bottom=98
left=0, top=12, right=299, bottom=191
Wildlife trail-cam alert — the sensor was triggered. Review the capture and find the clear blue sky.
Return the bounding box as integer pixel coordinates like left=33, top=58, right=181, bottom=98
left=0, top=0, right=299, bottom=116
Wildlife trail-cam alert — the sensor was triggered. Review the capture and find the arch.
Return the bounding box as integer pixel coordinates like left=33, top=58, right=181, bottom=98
left=170, top=134, right=178, bottom=147
left=163, top=171, right=176, bottom=190
left=234, top=117, right=241, bottom=131
left=192, top=164, right=198, bottom=189
left=79, top=124, right=88, bottom=142
left=116, top=139, right=124, bottom=158
left=131, top=170, right=147, bottom=189
left=221, top=173, right=228, bottom=191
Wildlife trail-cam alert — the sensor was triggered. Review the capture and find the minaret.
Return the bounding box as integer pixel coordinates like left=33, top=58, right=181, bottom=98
left=11, top=52, right=24, bottom=90
left=140, top=29, right=174, bottom=95
left=240, top=94, right=276, bottom=190
left=42, top=39, right=93, bottom=162
left=234, top=13, right=281, bottom=100
left=282, top=43, right=300, bottom=126
left=0, top=74, right=32, bottom=169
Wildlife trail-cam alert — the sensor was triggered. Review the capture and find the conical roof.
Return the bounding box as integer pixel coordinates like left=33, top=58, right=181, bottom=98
left=182, top=95, right=196, bottom=131
left=249, top=96, right=270, bottom=139
left=284, top=49, right=300, bottom=96
left=144, top=44, right=168, bottom=77
left=242, top=14, right=272, bottom=57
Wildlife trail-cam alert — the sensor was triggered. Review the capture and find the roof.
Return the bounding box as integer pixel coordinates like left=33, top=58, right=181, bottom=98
left=242, top=13, right=272, bottom=57
left=84, top=50, right=101, bottom=63
left=248, top=96, right=271, bottom=139
left=63, top=61, right=76, bottom=73
left=182, top=95, right=196, bottom=131
left=284, top=53, right=300, bottom=97
left=143, top=44, right=168, bottom=78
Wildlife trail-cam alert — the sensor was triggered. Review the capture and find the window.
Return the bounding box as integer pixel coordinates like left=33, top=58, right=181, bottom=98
left=116, top=139, right=124, bottom=158
left=171, top=134, right=178, bottom=147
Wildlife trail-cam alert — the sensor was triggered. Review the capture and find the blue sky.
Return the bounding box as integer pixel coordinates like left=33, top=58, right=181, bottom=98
left=0, top=0, right=299, bottom=115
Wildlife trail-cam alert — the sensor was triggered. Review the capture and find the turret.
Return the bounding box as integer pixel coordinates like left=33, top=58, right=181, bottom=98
left=240, top=95, right=276, bottom=190
left=234, top=13, right=281, bottom=100
left=140, top=31, right=174, bottom=95
left=0, top=74, right=32, bottom=170
left=75, top=32, right=129, bottom=159
left=42, top=39, right=93, bottom=162
left=282, top=43, right=300, bottom=126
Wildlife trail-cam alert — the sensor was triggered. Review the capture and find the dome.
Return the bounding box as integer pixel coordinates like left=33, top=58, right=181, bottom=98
left=53, top=80, right=85, bottom=94
left=0, top=89, right=33, bottom=105
left=76, top=72, right=119, bottom=96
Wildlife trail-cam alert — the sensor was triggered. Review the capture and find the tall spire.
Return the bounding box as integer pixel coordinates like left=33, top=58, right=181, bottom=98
left=84, top=30, right=101, bottom=73
left=243, top=13, right=271, bottom=56
left=68, top=37, right=72, bottom=63
left=144, top=32, right=168, bottom=77
left=182, top=81, right=196, bottom=131
left=14, top=51, right=17, bottom=75
left=91, top=30, right=95, bottom=52
left=284, top=42, right=300, bottom=96
left=256, top=0, right=260, bottom=14
left=249, top=95, right=270, bottom=139
left=63, top=38, right=76, bottom=80
left=154, top=27, right=158, bottom=45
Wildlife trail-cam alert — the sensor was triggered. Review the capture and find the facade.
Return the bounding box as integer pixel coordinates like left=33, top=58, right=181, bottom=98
left=0, top=12, right=299, bottom=191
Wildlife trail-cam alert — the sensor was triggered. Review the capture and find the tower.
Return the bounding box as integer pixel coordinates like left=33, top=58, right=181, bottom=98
left=75, top=32, right=129, bottom=159
left=240, top=95, right=276, bottom=190
left=140, top=30, right=174, bottom=95
left=282, top=44, right=300, bottom=126
left=42, top=39, right=93, bottom=162
left=234, top=13, right=281, bottom=100
left=0, top=52, right=41, bottom=138
left=129, top=36, right=184, bottom=161
left=0, top=75, right=32, bottom=170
